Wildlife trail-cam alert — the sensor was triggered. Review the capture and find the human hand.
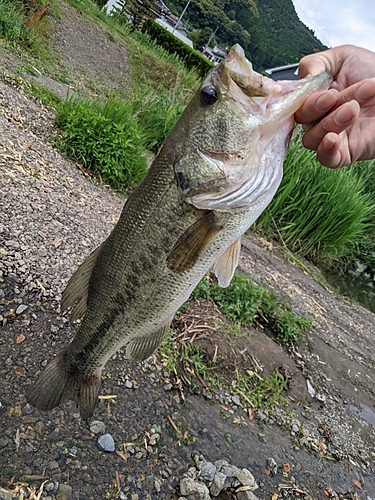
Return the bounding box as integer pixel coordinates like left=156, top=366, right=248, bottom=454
left=294, top=45, right=375, bottom=167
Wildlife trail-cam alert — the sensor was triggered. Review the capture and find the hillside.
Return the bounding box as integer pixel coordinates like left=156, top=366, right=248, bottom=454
left=165, top=0, right=327, bottom=70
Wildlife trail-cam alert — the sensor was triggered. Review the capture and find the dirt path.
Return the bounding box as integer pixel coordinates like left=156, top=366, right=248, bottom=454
left=0, top=3, right=374, bottom=499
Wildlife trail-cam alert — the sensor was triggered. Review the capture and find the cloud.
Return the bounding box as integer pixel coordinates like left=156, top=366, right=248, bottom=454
left=292, top=0, right=375, bottom=52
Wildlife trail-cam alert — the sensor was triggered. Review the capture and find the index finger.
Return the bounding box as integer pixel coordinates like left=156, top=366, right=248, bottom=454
left=298, top=54, right=328, bottom=78
left=295, top=89, right=339, bottom=124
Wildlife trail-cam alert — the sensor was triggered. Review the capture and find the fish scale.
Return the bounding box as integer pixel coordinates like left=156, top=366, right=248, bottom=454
left=28, top=45, right=332, bottom=419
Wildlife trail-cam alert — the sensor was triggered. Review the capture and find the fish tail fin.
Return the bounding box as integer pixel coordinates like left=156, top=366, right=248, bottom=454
left=28, top=352, right=101, bottom=420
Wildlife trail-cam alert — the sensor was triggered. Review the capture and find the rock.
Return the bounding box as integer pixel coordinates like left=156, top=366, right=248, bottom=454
left=210, top=471, right=226, bottom=496
left=179, top=478, right=210, bottom=500
left=56, top=483, right=73, bottom=500
left=200, top=461, right=216, bottom=482
left=266, top=458, right=278, bottom=476
left=234, top=469, right=257, bottom=489
left=98, top=433, right=115, bottom=452
left=236, top=490, right=260, bottom=500
left=231, top=394, right=241, bottom=406
left=89, top=420, right=105, bottom=434
left=16, top=304, right=28, bottom=315
left=221, top=464, right=238, bottom=486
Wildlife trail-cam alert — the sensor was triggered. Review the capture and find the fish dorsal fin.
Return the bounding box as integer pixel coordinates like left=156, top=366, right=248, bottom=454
left=214, top=238, right=241, bottom=288
left=167, top=211, right=222, bottom=273
left=61, top=243, right=104, bottom=321
left=126, top=320, right=172, bottom=362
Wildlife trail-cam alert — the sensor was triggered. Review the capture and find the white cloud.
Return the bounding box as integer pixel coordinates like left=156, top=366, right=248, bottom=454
left=291, top=0, right=375, bottom=53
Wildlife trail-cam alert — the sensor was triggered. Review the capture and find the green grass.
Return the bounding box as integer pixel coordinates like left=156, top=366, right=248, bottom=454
left=233, top=367, right=288, bottom=411
left=192, top=273, right=312, bottom=345
left=54, top=86, right=186, bottom=190
left=255, top=137, right=375, bottom=264
left=55, top=95, right=147, bottom=190
left=0, top=0, right=52, bottom=57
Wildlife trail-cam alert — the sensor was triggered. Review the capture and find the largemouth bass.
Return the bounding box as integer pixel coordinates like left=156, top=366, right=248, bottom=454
left=28, top=45, right=331, bottom=419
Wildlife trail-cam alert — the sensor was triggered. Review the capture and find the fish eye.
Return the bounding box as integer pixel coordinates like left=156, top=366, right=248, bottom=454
left=200, top=86, right=218, bottom=106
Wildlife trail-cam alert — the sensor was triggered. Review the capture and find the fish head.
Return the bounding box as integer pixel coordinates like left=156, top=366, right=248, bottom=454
left=173, top=44, right=332, bottom=211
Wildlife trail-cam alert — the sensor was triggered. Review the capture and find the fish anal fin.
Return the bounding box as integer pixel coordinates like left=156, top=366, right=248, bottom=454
left=126, top=320, right=172, bottom=362
left=167, top=211, right=222, bottom=272
left=61, top=242, right=104, bottom=321
left=28, top=351, right=102, bottom=420
left=214, top=238, right=241, bottom=288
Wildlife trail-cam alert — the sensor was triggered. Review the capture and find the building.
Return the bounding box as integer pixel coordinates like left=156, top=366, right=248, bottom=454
left=264, top=63, right=299, bottom=81
left=202, top=44, right=227, bottom=65
left=155, top=17, right=193, bottom=48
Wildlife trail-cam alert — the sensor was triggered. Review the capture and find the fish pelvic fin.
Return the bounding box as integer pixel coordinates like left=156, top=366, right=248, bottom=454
left=28, top=352, right=102, bottom=420
left=61, top=242, right=104, bottom=322
left=167, top=211, right=222, bottom=273
left=126, top=320, right=172, bottom=362
left=214, top=238, right=241, bottom=288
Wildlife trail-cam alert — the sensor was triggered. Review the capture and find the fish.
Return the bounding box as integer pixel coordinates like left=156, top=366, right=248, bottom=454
left=28, top=45, right=332, bottom=419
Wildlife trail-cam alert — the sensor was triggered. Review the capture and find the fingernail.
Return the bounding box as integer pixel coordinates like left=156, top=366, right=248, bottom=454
left=323, top=133, right=337, bottom=151
left=316, top=89, right=338, bottom=111
left=334, top=101, right=359, bottom=125
left=355, top=79, right=375, bottom=101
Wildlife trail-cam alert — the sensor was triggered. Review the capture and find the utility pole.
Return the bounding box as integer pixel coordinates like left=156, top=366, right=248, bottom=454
left=172, top=0, right=191, bottom=33
left=204, top=26, right=218, bottom=51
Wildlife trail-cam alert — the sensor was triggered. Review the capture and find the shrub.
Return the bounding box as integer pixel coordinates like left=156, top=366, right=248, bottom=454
left=255, top=138, right=375, bottom=262
left=141, top=19, right=214, bottom=77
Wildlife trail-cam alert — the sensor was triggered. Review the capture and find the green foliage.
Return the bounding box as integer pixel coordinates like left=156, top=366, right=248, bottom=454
left=26, top=81, right=63, bottom=109
left=92, top=0, right=107, bottom=10
left=54, top=86, right=186, bottom=190
left=142, top=19, right=214, bottom=77
left=0, top=0, right=24, bottom=42
left=255, top=138, right=375, bottom=263
left=0, top=0, right=50, bottom=53
left=165, top=0, right=326, bottom=70
left=193, top=274, right=312, bottom=345
left=188, top=27, right=214, bottom=51
left=233, top=368, right=287, bottom=410
left=55, top=96, right=147, bottom=190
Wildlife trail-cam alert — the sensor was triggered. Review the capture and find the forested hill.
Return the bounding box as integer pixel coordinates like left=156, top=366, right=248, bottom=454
left=165, top=0, right=327, bottom=71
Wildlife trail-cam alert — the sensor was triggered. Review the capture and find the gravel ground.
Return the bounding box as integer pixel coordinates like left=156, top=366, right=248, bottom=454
left=1, top=3, right=375, bottom=499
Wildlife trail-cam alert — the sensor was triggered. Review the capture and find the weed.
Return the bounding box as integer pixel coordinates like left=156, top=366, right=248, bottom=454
left=255, top=137, right=375, bottom=263
left=193, top=273, right=312, bottom=345
left=232, top=367, right=288, bottom=411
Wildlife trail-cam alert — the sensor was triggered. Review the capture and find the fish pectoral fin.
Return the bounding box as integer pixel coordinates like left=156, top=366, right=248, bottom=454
left=214, top=238, right=241, bottom=288
left=61, top=242, right=104, bottom=322
left=126, top=320, right=172, bottom=362
left=167, top=211, right=222, bottom=272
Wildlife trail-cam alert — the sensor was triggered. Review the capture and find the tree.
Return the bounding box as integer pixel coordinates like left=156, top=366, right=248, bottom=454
left=111, top=0, right=156, bottom=29
left=188, top=27, right=215, bottom=50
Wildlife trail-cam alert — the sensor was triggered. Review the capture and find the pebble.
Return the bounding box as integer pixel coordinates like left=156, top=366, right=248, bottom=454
left=89, top=420, right=106, bottom=434
left=15, top=304, right=28, bottom=315
left=56, top=484, right=73, bottom=500
left=98, top=433, right=115, bottom=452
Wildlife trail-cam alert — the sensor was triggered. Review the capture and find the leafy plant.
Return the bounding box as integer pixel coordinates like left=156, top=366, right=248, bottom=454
left=255, top=137, right=375, bottom=263
left=233, top=368, right=288, bottom=410
left=192, top=273, right=312, bottom=345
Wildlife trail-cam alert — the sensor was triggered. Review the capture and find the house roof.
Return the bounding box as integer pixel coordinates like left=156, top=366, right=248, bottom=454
left=264, top=63, right=299, bottom=81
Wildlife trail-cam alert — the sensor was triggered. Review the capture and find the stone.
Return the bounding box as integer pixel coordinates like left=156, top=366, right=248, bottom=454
left=200, top=461, right=216, bottom=482
left=236, top=490, right=260, bottom=500
left=234, top=469, right=257, bottom=489
left=98, top=433, right=115, bottom=452
left=56, top=484, right=73, bottom=500
left=210, top=471, right=226, bottom=496
left=16, top=304, right=28, bottom=315
left=179, top=478, right=210, bottom=500
left=89, top=420, right=105, bottom=434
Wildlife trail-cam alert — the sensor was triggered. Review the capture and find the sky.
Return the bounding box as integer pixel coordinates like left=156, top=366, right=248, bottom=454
left=291, top=0, right=375, bottom=53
